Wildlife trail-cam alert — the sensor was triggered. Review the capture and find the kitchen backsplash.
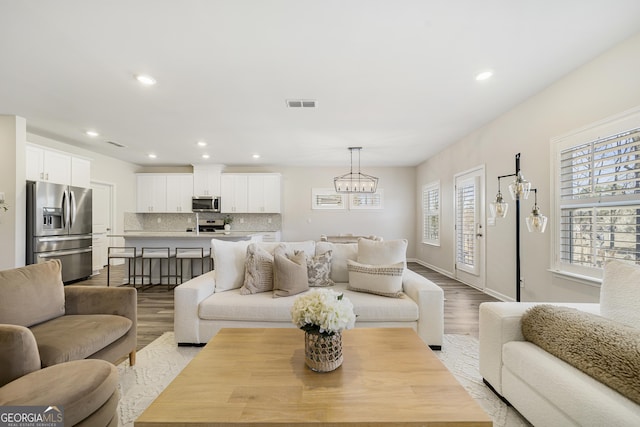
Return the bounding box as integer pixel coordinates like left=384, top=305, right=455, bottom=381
left=124, top=212, right=282, bottom=232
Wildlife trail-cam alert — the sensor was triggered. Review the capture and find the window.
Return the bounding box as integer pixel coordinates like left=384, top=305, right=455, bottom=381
left=422, top=182, right=440, bottom=245
left=552, top=108, right=640, bottom=280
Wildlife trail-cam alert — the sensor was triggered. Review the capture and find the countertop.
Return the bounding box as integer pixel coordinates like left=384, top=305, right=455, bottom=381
left=109, top=231, right=265, bottom=239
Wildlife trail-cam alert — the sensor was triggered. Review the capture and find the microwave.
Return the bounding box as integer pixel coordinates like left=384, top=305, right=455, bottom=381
left=192, top=196, right=221, bottom=212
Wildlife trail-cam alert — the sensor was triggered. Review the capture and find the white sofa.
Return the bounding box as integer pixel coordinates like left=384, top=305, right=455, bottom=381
left=479, top=260, right=640, bottom=426
left=174, top=239, right=444, bottom=349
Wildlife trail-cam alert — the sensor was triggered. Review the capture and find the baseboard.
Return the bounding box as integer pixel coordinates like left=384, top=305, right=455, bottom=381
left=409, top=258, right=455, bottom=279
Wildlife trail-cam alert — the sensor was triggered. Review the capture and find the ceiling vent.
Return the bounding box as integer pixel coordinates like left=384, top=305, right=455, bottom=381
left=286, top=99, right=317, bottom=108
left=106, top=140, right=127, bottom=148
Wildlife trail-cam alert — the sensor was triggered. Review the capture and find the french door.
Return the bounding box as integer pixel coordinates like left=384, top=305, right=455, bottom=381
left=454, top=166, right=486, bottom=290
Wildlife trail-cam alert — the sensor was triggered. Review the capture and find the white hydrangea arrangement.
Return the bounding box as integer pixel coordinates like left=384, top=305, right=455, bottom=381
left=291, top=288, right=356, bottom=336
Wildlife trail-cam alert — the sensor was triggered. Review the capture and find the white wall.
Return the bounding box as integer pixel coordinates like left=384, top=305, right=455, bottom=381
left=222, top=165, right=417, bottom=257
left=416, top=31, right=640, bottom=302
left=0, top=116, right=26, bottom=269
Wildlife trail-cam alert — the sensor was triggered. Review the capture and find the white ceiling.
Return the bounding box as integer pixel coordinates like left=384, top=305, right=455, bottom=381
left=2, top=1, right=640, bottom=167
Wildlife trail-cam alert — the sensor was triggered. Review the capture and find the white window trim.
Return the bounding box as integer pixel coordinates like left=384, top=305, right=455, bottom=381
left=550, top=105, right=640, bottom=282
left=422, top=181, right=440, bottom=246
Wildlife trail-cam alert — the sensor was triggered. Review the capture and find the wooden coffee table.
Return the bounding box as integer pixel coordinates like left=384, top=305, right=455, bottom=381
left=135, top=328, right=492, bottom=426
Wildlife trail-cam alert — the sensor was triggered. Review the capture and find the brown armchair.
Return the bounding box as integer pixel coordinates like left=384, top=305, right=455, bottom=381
left=0, top=260, right=137, bottom=367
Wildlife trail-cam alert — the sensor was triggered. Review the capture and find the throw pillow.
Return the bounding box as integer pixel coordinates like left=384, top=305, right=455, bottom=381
left=273, top=250, right=309, bottom=298
left=357, top=238, right=407, bottom=266
left=240, top=243, right=274, bottom=295
left=211, top=239, right=251, bottom=292
left=347, top=259, right=405, bottom=298
left=600, top=259, right=640, bottom=328
left=307, top=250, right=335, bottom=287
left=316, top=241, right=358, bottom=282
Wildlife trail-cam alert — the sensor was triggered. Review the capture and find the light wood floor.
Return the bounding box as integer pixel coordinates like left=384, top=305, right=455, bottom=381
left=75, top=262, right=499, bottom=351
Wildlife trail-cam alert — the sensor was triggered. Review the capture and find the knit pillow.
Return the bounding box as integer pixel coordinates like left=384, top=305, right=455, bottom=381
left=240, top=244, right=274, bottom=295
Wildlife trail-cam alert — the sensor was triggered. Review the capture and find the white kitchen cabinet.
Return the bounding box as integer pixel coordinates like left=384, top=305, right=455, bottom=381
left=71, top=157, right=91, bottom=188
left=166, top=174, right=193, bottom=212
left=220, top=174, right=248, bottom=213
left=193, top=164, right=222, bottom=196
left=221, top=173, right=281, bottom=213
left=136, top=173, right=193, bottom=213
left=26, top=145, right=72, bottom=185
left=248, top=174, right=281, bottom=213
left=136, top=174, right=167, bottom=212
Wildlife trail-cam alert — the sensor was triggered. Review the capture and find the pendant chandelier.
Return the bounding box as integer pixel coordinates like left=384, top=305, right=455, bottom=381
left=334, top=147, right=378, bottom=193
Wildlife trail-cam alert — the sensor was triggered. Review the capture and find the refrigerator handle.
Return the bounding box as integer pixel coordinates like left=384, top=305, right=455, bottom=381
left=62, top=190, right=69, bottom=228
left=70, top=190, right=77, bottom=227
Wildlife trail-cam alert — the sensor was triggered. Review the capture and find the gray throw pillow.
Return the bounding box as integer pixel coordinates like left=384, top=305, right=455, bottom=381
left=306, top=250, right=335, bottom=287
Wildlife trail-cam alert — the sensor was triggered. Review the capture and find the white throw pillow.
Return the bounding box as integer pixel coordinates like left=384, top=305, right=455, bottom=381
left=211, top=239, right=251, bottom=292
left=600, top=259, right=640, bottom=328
left=357, top=238, right=407, bottom=266
left=316, top=241, right=358, bottom=283
left=347, top=259, right=405, bottom=298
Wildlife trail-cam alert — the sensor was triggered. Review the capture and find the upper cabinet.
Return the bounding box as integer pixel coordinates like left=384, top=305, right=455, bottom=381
left=220, top=174, right=248, bottom=213
left=26, top=144, right=91, bottom=187
left=193, top=165, right=223, bottom=196
left=248, top=174, right=281, bottom=213
left=136, top=173, right=193, bottom=213
left=221, top=173, right=281, bottom=213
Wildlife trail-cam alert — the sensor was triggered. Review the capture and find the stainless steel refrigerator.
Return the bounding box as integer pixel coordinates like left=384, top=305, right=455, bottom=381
left=26, top=180, right=93, bottom=283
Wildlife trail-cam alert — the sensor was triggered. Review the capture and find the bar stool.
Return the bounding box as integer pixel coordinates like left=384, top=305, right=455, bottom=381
left=141, top=247, right=176, bottom=291
left=107, top=247, right=141, bottom=287
left=175, top=247, right=212, bottom=284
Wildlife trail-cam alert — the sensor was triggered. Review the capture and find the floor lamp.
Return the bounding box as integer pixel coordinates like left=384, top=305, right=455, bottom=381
left=490, top=153, right=548, bottom=302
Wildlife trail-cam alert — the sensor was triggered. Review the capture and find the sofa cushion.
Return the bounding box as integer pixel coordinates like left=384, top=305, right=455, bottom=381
left=522, top=304, right=640, bottom=405
left=0, top=359, right=118, bottom=427
left=502, top=340, right=640, bottom=427
left=0, top=325, right=41, bottom=387
left=211, top=240, right=251, bottom=292
left=357, top=238, right=407, bottom=266
left=600, top=259, right=640, bottom=328
left=273, top=248, right=309, bottom=298
left=240, top=244, right=274, bottom=295
left=198, top=283, right=418, bottom=323
left=316, top=242, right=358, bottom=282
left=307, top=249, right=335, bottom=287
left=347, top=260, right=405, bottom=297
left=30, top=314, right=132, bottom=367
left=0, top=260, right=65, bottom=327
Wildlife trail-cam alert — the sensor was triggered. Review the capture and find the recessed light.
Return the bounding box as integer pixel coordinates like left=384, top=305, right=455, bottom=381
left=252, top=154, right=261, bottom=159
left=148, top=153, right=157, bottom=159
left=197, top=141, right=207, bottom=147
left=136, top=74, right=157, bottom=86
left=202, top=154, right=210, bottom=159
left=85, top=130, right=99, bottom=137
left=475, top=70, right=493, bottom=81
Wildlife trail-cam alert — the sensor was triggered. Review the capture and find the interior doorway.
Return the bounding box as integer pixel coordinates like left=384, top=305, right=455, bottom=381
left=453, top=166, right=486, bottom=290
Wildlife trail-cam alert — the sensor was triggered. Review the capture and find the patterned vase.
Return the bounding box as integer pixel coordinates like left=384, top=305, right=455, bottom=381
left=304, top=330, right=343, bottom=372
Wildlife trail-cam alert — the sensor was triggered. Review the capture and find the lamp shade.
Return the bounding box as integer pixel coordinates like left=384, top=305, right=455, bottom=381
left=489, top=191, right=508, bottom=218
left=508, top=172, right=531, bottom=200
left=526, top=205, right=548, bottom=233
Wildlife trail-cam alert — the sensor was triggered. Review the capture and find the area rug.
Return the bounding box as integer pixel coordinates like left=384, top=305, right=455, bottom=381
left=117, top=332, right=530, bottom=427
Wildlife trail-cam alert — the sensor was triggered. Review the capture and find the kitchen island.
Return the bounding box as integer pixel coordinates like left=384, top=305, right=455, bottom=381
left=107, top=231, right=269, bottom=285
